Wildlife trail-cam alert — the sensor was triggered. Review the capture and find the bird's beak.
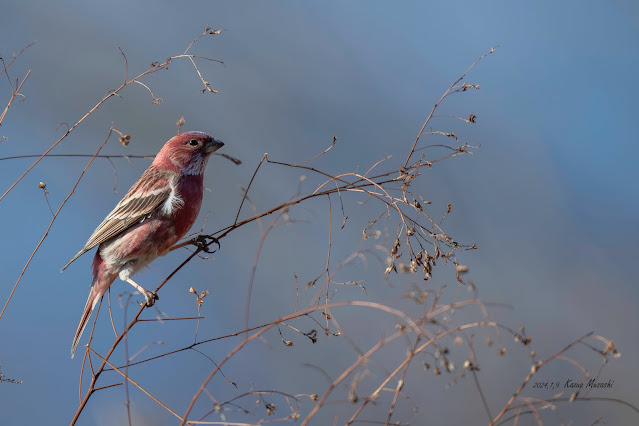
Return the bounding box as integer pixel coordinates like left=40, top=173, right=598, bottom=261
left=205, top=138, right=224, bottom=154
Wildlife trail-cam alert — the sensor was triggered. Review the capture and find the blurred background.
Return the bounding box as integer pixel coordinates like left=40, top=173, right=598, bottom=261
left=1, top=1, right=638, bottom=424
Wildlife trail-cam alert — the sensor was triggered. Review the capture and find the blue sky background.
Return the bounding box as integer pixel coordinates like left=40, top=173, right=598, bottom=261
left=1, top=1, right=638, bottom=424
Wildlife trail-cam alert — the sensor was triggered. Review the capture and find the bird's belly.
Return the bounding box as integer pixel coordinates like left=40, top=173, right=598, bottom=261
left=100, top=217, right=181, bottom=273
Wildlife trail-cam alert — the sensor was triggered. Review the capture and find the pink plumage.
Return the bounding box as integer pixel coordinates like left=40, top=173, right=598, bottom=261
left=63, top=131, right=223, bottom=358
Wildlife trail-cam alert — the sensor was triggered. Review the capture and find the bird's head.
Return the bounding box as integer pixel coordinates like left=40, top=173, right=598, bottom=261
left=152, top=131, right=224, bottom=175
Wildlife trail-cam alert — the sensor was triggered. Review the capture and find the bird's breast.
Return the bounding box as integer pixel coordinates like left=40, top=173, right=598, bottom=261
left=171, top=174, right=204, bottom=239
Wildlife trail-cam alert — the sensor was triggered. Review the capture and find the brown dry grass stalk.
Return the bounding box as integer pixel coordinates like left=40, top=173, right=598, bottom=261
left=2, top=33, right=631, bottom=425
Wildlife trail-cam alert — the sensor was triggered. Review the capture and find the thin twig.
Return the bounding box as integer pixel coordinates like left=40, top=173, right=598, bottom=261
left=0, top=129, right=114, bottom=319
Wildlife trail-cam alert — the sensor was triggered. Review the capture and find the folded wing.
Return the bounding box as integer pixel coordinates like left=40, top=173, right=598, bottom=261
left=62, top=169, right=171, bottom=270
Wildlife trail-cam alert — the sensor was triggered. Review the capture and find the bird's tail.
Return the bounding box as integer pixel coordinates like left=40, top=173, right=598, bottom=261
left=70, top=286, right=102, bottom=358
left=71, top=251, right=115, bottom=359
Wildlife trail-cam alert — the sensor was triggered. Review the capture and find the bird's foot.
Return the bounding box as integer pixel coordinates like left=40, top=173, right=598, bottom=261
left=139, top=290, right=159, bottom=307
left=192, top=234, right=220, bottom=254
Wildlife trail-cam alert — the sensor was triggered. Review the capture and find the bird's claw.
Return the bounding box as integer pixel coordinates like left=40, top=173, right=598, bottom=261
left=192, top=234, right=220, bottom=254
left=139, top=290, right=159, bottom=307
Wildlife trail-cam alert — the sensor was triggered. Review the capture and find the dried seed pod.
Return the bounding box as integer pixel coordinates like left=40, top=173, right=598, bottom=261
left=455, top=264, right=468, bottom=273
left=391, top=238, right=400, bottom=256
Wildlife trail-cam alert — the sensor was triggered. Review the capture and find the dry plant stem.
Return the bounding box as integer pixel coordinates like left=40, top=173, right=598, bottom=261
left=306, top=324, right=416, bottom=426
left=189, top=420, right=293, bottom=425
left=0, top=41, right=36, bottom=77
left=194, top=300, right=203, bottom=343
left=78, top=297, right=103, bottom=402
left=263, top=158, right=457, bottom=248
left=234, top=153, right=267, bottom=225
left=344, top=320, right=502, bottom=426
left=494, top=397, right=639, bottom=426
left=213, top=168, right=460, bottom=262
left=87, top=347, right=189, bottom=424
left=41, top=186, right=54, bottom=217
left=556, top=354, right=589, bottom=378
left=189, top=56, right=217, bottom=93
left=0, top=29, right=222, bottom=318
left=0, top=41, right=36, bottom=126
left=432, top=114, right=476, bottom=123
left=322, top=194, right=333, bottom=326
left=0, top=129, right=113, bottom=319
left=401, top=47, right=496, bottom=173
left=107, top=320, right=306, bottom=371
left=582, top=356, right=609, bottom=399
left=244, top=203, right=288, bottom=337
left=138, top=316, right=204, bottom=322
left=0, top=70, right=30, bottom=126
left=179, top=301, right=425, bottom=426
left=129, top=341, right=165, bottom=362
left=71, top=248, right=203, bottom=424
left=108, top=288, right=117, bottom=337
left=123, top=293, right=134, bottom=426
left=294, top=135, right=337, bottom=166
left=385, top=338, right=420, bottom=426
left=0, top=152, right=238, bottom=164
left=489, top=332, right=595, bottom=426
left=0, top=154, right=154, bottom=161
left=93, top=382, right=124, bottom=392
left=198, top=389, right=306, bottom=421
left=181, top=299, right=508, bottom=424
left=468, top=337, right=493, bottom=421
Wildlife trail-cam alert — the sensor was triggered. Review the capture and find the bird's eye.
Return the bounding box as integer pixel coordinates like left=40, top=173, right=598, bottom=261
left=188, top=139, right=199, bottom=146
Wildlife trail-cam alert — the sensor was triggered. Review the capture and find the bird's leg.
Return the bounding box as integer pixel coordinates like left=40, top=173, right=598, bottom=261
left=192, top=234, right=220, bottom=253
left=123, top=277, right=159, bottom=307
left=167, top=235, right=220, bottom=254
left=168, top=240, right=191, bottom=253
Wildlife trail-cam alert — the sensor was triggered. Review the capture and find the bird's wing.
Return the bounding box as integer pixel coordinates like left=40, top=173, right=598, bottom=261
left=62, top=169, right=172, bottom=270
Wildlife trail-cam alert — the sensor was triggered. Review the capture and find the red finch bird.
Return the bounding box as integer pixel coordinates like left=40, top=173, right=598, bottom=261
left=62, top=131, right=224, bottom=358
